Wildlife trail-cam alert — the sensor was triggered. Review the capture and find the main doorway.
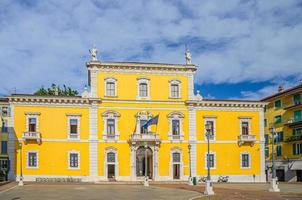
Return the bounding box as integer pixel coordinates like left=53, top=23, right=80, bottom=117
left=136, top=146, right=153, bottom=179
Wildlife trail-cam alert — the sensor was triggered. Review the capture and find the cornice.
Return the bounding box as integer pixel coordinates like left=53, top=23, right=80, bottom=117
left=8, top=95, right=101, bottom=105
left=186, top=99, right=266, bottom=109
left=86, top=61, right=197, bottom=73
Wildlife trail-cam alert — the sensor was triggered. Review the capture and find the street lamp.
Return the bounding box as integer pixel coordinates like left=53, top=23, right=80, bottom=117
left=18, top=142, right=24, bottom=186
left=144, top=142, right=149, bottom=187
left=188, top=144, right=193, bottom=185
left=204, top=122, right=214, bottom=195
left=269, top=125, right=280, bottom=192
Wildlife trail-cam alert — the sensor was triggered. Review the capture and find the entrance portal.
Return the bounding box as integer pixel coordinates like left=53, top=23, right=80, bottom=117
left=136, top=146, right=153, bottom=179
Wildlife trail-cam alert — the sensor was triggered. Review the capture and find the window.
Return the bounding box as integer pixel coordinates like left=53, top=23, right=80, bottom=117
left=29, top=118, right=37, bottom=132
left=293, top=128, right=302, bottom=136
left=293, top=143, right=302, bottom=155
left=265, top=147, right=269, bottom=158
left=1, top=107, right=8, bottom=117
left=293, top=94, right=301, bottom=105
left=140, top=119, right=148, bottom=134
left=204, top=117, right=216, bottom=141
left=106, top=82, right=115, bottom=96
left=1, top=120, right=8, bottom=133
left=274, top=115, right=282, bottom=124
left=139, top=83, right=148, bottom=97
left=264, top=119, right=267, bottom=127
left=107, top=119, right=115, bottom=138
left=137, top=77, right=150, bottom=99
left=173, top=152, right=181, bottom=163
left=168, top=112, right=185, bottom=140
left=172, top=120, right=180, bottom=136
left=274, top=100, right=282, bottom=109
left=1, top=141, right=7, bottom=154
left=274, top=132, right=283, bottom=143
left=276, top=145, right=282, bottom=156
left=27, top=152, right=37, bottom=168
left=241, top=153, right=250, bottom=168
left=241, top=121, right=249, bottom=135
left=69, top=152, right=79, bottom=169
left=102, top=111, right=120, bottom=140
left=171, top=84, right=179, bottom=98
left=69, top=118, right=78, bottom=139
left=107, top=152, right=115, bottom=163
left=206, top=153, right=215, bottom=168
left=0, top=159, right=9, bottom=170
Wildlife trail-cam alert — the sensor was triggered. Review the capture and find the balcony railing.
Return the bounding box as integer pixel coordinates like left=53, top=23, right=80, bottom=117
left=238, top=134, right=256, bottom=146
left=22, top=132, right=41, bottom=144
left=285, top=134, right=302, bottom=142
left=130, top=132, right=161, bottom=143
left=285, top=118, right=302, bottom=127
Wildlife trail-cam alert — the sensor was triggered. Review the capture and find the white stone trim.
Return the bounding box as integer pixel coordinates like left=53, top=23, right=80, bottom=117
left=68, top=150, right=80, bottom=170
left=90, top=69, right=97, bottom=98
left=167, top=112, right=184, bottom=141
left=104, top=77, right=117, bottom=97
left=204, top=151, right=216, bottom=169
left=102, top=110, right=120, bottom=141
left=239, top=117, right=252, bottom=136
left=137, top=77, right=150, bottom=100
left=67, top=115, right=80, bottom=140
left=188, top=106, right=197, bottom=177
left=259, top=109, right=266, bottom=182
left=89, top=102, right=98, bottom=181
left=25, top=113, right=40, bottom=132
left=240, top=151, right=251, bottom=169
left=26, top=150, right=39, bottom=169
left=169, top=79, right=181, bottom=99
left=170, top=147, right=184, bottom=180
left=188, top=73, right=194, bottom=100
left=99, top=106, right=186, bottom=111
left=104, top=147, right=119, bottom=180
left=203, top=116, right=216, bottom=141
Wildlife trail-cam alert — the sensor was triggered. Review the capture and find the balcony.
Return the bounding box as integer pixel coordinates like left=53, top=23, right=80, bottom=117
left=284, top=118, right=302, bottom=128
left=285, top=134, right=302, bottom=143
left=238, top=134, right=256, bottom=146
left=22, top=132, right=41, bottom=144
left=284, top=101, right=302, bottom=110
left=129, top=132, right=161, bottom=145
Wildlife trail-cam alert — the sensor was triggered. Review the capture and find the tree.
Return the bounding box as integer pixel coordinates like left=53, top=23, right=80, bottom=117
left=34, top=84, right=79, bottom=96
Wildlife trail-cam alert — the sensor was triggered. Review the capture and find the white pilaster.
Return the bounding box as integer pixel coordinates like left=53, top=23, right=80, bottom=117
left=89, top=102, right=98, bottom=181
left=90, top=70, right=98, bottom=98
left=8, top=104, right=15, bottom=180
left=259, top=108, right=266, bottom=182
left=188, top=106, right=197, bottom=177
left=188, top=73, right=194, bottom=100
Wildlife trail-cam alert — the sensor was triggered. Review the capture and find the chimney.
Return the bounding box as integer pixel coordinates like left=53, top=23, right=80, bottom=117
left=278, top=85, right=284, bottom=93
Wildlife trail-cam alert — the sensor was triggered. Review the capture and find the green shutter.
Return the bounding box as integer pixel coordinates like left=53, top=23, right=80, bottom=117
left=294, top=110, right=301, bottom=122
left=265, top=147, right=269, bottom=157
left=274, top=100, right=282, bottom=108
left=293, top=144, right=297, bottom=155
left=293, top=94, right=301, bottom=104
left=277, top=145, right=282, bottom=156
left=275, top=115, right=282, bottom=124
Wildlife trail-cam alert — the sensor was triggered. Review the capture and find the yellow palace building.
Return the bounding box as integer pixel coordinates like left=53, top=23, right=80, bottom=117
left=6, top=48, right=266, bottom=182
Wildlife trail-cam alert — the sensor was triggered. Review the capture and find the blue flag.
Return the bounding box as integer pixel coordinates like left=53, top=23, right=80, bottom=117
left=142, top=115, right=159, bottom=129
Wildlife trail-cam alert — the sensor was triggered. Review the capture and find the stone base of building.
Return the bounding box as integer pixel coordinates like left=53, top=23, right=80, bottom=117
left=266, top=159, right=302, bottom=182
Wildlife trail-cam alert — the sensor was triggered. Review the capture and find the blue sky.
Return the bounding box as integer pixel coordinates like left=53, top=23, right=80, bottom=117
left=0, top=0, right=302, bottom=100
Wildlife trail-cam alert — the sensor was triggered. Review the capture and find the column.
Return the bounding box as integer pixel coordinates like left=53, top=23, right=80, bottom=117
left=90, top=70, right=97, bottom=98
left=188, top=106, right=197, bottom=177
left=89, top=101, right=98, bottom=181
left=188, top=73, right=194, bottom=100
left=153, top=146, right=159, bottom=181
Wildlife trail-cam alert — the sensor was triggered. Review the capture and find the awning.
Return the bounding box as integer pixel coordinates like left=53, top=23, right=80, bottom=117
left=290, top=161, right=302, bottom=170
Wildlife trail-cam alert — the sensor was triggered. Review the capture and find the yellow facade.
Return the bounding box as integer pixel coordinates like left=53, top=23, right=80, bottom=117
left=6, top=59, right=266, bottom=182
left=262, top=85, right=302, bottom=182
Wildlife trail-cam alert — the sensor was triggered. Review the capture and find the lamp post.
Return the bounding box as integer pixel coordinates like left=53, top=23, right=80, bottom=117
left=188, top=144, right=193, bottom=185
left=144, top=142, right=149, bottom=186
left=269, top=125, right=280, bottom=192
left=204, top=122, right=214, bottom=195
left=18, top=142, right=24, bottom=186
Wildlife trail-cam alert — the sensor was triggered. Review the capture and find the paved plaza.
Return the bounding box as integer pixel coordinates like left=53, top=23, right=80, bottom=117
left=0, top=182, right=302, bottom=200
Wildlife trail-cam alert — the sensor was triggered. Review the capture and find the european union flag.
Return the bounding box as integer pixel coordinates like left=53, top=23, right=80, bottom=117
left=142, top=115, right=159, bottom=129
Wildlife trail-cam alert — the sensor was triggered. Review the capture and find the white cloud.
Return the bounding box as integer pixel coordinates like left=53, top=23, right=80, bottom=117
left=0, top=0, right=301, bottom=96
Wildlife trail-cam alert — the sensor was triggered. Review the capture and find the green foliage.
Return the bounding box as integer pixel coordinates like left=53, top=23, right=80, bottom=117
left=34, top=84, right=79, bottom=96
